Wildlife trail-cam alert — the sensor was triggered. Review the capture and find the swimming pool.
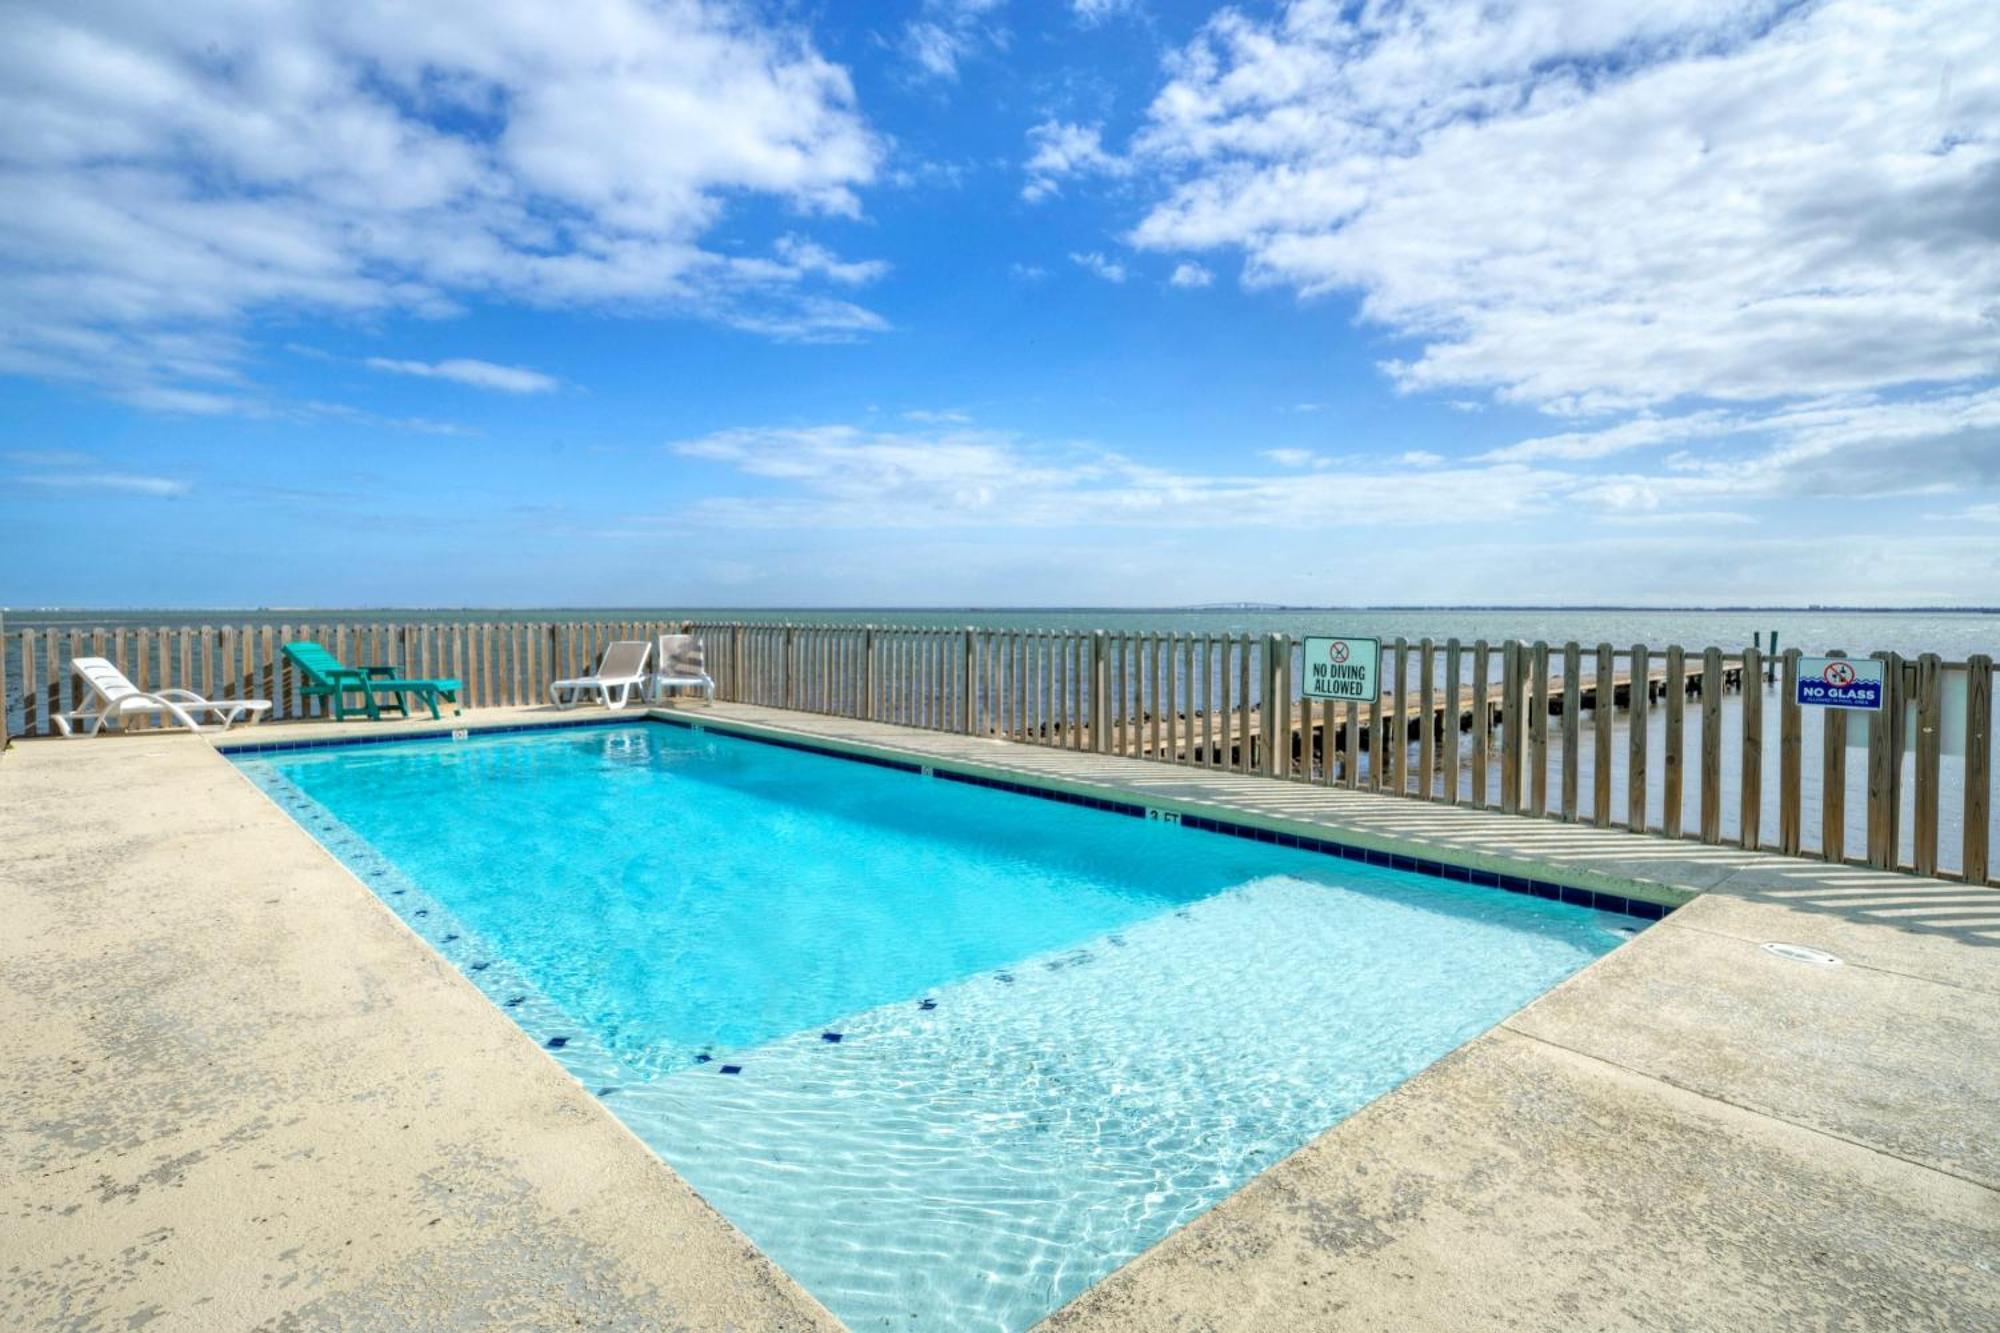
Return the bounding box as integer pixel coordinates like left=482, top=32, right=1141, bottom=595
left=234, top=720, right=1646, bottom=1332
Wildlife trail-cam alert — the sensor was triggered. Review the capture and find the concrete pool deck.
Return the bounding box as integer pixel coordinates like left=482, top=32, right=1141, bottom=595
left=3, top=703, right=1996, bottom=1330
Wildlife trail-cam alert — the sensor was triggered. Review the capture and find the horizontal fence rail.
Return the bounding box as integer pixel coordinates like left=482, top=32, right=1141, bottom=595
left=4, top=616, right=1995, bottom=889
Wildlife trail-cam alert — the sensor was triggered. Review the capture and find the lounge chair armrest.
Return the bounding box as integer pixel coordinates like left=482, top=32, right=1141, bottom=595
left=360, top=665, right=399, bottom=678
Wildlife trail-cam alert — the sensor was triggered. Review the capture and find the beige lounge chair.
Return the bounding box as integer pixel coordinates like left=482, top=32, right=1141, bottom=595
left=55, top=656, right=271, bottom=736
left=649, top=634, right=715, bottom=704
left=549, top=640, right=653, bottom=710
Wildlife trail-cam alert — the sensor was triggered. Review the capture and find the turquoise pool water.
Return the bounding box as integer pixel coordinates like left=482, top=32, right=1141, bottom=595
left=235, top=721, right=1642, bottom=1332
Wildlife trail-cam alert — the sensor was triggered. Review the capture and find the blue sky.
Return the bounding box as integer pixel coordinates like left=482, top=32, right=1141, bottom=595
left=3, top=0, right=1997, bottom=608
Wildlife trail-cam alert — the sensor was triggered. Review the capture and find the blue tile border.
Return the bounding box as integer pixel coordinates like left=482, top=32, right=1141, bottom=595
left=224, top=711, right=1670, bottom=923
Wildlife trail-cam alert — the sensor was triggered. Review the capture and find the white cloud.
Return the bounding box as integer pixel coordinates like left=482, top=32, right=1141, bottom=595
left=666, top=381, right=2000, bottom=537
left=9, top=451, right=190, bottom=497
left=364, top=357, right=560, bottom=394
left=1070, top=251, right=1128, bottom=283
left=1008, top=262, right=1049, bottom=282
left=0, top=0, right=885, bottom=409
left=902, top=1, right=1008, bottom=82
left=904, top=408, right=973, bottom=424
left=1023, top=120, right=1130, bottom=201
left=1119, top=0, right=2000, bottom=416
left=671, top=422, right=1571, bottom=532
left=1168, top=262, right=1214, bottom=288
left=1073, top=0, right=1139, bottom=24
left=773, top=234, right=891, bottom=287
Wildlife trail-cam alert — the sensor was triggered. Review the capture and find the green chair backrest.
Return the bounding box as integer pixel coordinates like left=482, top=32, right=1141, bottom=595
left=282, top=641, right=354, bottom=686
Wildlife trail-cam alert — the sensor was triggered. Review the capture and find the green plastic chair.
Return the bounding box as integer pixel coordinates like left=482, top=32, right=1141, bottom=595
left=282, top=642, right=462, bottom=721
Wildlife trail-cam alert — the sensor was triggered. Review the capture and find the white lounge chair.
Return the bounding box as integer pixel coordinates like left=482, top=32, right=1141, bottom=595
left=55, top=656, right=272, bottom=736
left=649, top=634, right=715, bottom=704
left=549, top=640, right=653, bottom=710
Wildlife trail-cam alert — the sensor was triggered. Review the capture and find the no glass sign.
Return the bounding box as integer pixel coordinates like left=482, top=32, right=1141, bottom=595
left=1302, top=636, right=1380, bottom=701
left=1796, top=656, right=1884, bottom=711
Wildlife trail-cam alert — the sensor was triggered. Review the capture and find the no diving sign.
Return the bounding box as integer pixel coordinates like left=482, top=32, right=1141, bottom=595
left=1302, top=636, right=1380, bottom=701
left=1796, top=656, right=1884, bottom=711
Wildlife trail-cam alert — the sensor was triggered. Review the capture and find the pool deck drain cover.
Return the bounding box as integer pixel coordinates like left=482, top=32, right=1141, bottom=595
left=1761, top=942, right=1842, bottom=967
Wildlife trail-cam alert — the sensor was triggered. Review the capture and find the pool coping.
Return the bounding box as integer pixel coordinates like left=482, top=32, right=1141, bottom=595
left=10, top=703, right=1998, bottom=1330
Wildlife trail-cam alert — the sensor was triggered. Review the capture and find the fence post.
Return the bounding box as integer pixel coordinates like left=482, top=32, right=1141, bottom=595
left=1966, top=655, right=1992, bottom=885
left=1865, top=652, right=1903, bottom=869
left=1529, top=640, right=1549, bottom=817
left=1700, top=646, right=1723, bottom=844
left=1592, top=643, right=1614, bottom=827
left=861, top=626, right=876, bottom=720
left=1442, top=640, right=1462, bottom=803
left=1261, top=634, right=1281, bottom=778
left=783, top=625, right=795, bottom=710
left=1912, top=653, right=1941, bottom=876
left=1560, top=641, right=1581, bottom=820
left=1739, top=645, right=1763, bottom=849
left=1390, top=637, right=1409, bottom=794
left=1823, top=649, right=1849, bottom=863
left=1469, top=640, right=1489, bottom=807
left=0, top=609, right=9, bottom=745
left=1663, top=645, right=1685, bottom=838
left=1500, top=640, right=1522, bottom=814
left=1627, top=645, right=1649, bottom=830
left=1091, top=632, right=1109, bottom=753
left=962, top=628, right=976, bottom=735
left=1779, top=649, right=1803, bottom=855
left=1419, top=638, right=1437, bottom=799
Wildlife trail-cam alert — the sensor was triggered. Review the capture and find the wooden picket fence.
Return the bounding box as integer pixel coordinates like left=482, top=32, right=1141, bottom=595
left=687, top=622, right=1994, bottom=887
left=4, top=615, right=1993, bottom=887
left=2, top=617, right=696, bottom=733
